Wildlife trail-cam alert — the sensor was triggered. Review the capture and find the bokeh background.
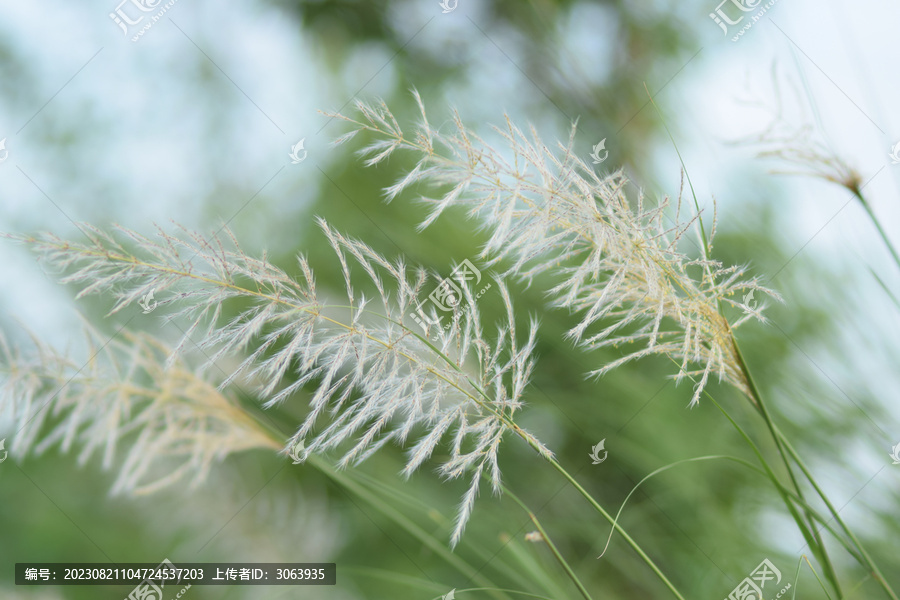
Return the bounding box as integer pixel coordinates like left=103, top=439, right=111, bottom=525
left=1, top=0, right=899, bottom=598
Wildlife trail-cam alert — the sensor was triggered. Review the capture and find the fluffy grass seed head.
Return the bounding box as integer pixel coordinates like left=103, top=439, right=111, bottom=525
left=328, top=92, right=780, bottom=406
left=735, top=65, right=863, bottom=194
left=8, top=219, right=545, bottom=545
left=0, top=327, right=279, bottom=496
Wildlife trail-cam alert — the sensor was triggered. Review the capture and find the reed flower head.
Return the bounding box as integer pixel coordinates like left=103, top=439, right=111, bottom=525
left=736, top=69, right=862, bottom=194
left=6, top=219, right=546, bottom=545
left=0, top=328, right=279, bottom=495
left=328, top=92, right=779, bottom=406
left=746, top=119, right=862, bottom=194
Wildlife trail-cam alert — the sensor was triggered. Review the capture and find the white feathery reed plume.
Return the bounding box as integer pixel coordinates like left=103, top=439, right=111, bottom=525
left=6, top=219, right=546, bottom=545
left=744, top=114, right=862, bottom=192
left=0, top=328, right=280, bottom=495
left=734, top=65, right=862, bottom=193
left=326, top=92, right=780, bottom=406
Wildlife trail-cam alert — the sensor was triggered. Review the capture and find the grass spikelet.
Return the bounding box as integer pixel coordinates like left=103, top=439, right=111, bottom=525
left=329, top=94, right=781, bottom=406
left=0, top=328, right=279, bottom=495
left=6, top=218, right=542, bottom=546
